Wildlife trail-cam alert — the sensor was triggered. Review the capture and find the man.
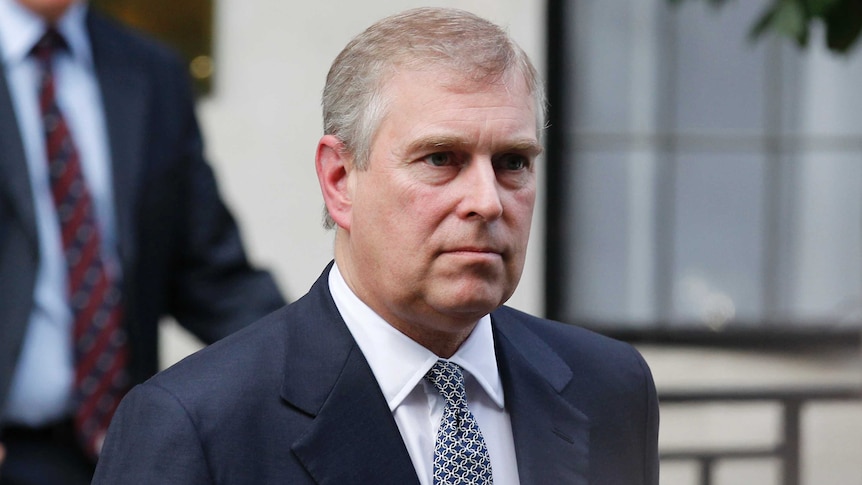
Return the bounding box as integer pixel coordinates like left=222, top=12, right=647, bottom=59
left=93, top=7, right=659, bottom=484
left=0, top=0, right=285, bottom=483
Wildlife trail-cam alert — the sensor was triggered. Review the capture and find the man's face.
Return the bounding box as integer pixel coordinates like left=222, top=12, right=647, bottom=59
left=340, top=68, right=541, bottom=352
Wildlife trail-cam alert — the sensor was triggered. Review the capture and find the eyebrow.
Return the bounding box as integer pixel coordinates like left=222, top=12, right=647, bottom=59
left=407, top=135, right=544, bottom=157
left=509, top=139, right=544, bottom=157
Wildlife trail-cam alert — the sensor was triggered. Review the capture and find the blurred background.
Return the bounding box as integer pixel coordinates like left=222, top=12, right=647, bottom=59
left=97, top=0, right=862, bottom=483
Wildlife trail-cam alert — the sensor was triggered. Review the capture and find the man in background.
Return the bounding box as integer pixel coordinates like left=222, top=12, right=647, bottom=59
left=0, top=0, right=285, bottom=483
left=94, top=7, right=659, bottom=484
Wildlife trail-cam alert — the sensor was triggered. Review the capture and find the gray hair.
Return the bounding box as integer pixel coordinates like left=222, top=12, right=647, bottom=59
left=321, top=7, right=546, bottom=228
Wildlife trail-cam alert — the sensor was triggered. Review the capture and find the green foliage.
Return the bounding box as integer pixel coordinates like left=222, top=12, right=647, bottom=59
left=672, top=0, right=862, bottom=53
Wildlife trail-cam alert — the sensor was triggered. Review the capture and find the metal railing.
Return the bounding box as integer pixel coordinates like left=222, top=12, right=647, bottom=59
left=659, top=386, right=862, bottom=485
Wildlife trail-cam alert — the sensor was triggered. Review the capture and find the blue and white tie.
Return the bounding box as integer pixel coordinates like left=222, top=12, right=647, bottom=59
left=425, top=360, right=493, bottom=485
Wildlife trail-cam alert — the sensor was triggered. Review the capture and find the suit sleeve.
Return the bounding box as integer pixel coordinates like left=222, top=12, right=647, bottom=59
left=157, top=51, right=286, bottom=342
left=93, top=383, right=213, bottom=484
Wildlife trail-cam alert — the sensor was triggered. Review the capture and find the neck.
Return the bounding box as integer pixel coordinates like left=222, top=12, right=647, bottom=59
left=333, top=237, right=479, bottom=358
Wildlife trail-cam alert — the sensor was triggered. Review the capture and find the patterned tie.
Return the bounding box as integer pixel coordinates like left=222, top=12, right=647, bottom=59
left=425, top=360, right=494, bottom=485
left=32, top=29, right=130, bottom=460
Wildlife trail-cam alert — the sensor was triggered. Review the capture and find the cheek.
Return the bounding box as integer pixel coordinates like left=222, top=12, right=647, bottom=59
left=392, top=182, right=450, bottom=228
left=357, top=179, right=428, bottom=250
left=508, top=189, right=537, bottom=227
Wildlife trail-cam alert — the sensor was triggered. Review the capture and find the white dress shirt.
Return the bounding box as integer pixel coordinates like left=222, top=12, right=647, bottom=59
left=0, top=0, right=118, bottom=425
left=329, top=263, right=521, bottom=485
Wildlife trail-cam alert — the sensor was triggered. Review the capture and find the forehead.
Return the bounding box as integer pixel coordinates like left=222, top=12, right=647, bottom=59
left=375, top=68, right=539, bottom=147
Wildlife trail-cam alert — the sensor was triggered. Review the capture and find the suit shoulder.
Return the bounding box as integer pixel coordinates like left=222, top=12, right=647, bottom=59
left=492, top=306, right=652, bottom=382
left=147, top=281, right=331, bottom=398
left=146, top=307, right=288, bottom=398
left=494, top=306, right=638, bottom=352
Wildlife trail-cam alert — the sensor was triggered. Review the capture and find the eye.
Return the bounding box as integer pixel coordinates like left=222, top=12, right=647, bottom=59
left=495, top=154, right=530, bottom=171
left=423, top=152, right=456, bottom=167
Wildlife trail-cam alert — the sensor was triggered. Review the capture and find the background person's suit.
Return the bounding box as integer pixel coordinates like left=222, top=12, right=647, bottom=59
left=93, top=264, right=659, bottom=484
left=0, top=9, right=285, bottom=426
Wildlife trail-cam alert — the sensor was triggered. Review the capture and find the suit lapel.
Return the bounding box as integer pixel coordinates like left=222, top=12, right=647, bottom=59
left=86, top=11, right=148, bottom=268
left=0, top=61, right=38, bottom=249
left=281, top=270, right=591, bottom=484
left=283, top=266, right=421, bottom=485
left=493, top=309, right=591, bottom=484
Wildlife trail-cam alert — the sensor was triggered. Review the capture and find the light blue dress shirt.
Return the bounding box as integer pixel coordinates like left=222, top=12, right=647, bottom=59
left=0, top=0, right=119, bottom=425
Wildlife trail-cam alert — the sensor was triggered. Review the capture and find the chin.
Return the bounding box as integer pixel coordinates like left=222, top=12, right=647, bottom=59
left=440, top=295, right=505, bottom=319
left=428, top=275, right=514, bottom=313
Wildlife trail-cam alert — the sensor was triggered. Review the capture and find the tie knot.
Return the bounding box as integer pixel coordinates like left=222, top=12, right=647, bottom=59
left=31, top=28, right=68, bottom=63
left=425, top=360, right=468, bottom=408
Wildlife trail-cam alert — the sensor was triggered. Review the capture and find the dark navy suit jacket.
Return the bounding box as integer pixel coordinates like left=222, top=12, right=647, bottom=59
left=0, top=10, right=285, bottom=419
left=93, top=265, right=659, bottom=484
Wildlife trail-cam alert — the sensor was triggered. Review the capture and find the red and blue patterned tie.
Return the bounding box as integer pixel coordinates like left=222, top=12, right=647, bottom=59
left=32, top=28, right=130, bottom=460
left=425, top=360, right=494, bottom=485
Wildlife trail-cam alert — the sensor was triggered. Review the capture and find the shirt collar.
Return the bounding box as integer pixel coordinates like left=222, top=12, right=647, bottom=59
left=0, top=0, right=92, bottom=67
left=328, top=263, right=505, bottom=411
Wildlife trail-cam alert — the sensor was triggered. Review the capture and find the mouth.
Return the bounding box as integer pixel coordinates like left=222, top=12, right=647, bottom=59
left=442, top=247, right=504, bottom=260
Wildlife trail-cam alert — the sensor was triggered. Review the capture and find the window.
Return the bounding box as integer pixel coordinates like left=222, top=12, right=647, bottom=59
left=545, top=0, right=862, bottom=342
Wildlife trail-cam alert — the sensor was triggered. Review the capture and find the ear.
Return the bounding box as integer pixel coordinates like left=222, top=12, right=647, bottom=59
left=315, top=134, right=354, bottom=230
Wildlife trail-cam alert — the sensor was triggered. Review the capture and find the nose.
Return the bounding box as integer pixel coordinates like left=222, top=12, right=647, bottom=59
left=458, top=159, right=503, bottom=221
